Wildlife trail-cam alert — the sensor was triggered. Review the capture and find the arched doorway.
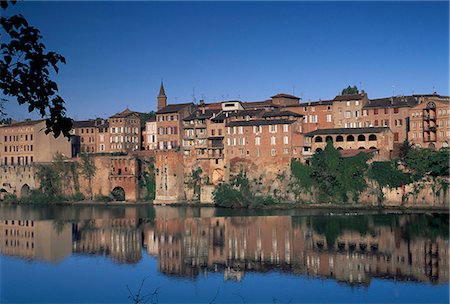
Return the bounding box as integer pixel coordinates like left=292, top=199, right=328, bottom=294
left=112, top=187, right=126, bottom=201
left=212, top=168, right=224, bottom=185
left=325, top=136, right=333, bottom=143
left=20, top=184, right=30, bottom=197
left=315, top=148, right=323, bottom=153
left=315, top=136, right=323, bottom=143
left=0, top=189, right=8, bottom=201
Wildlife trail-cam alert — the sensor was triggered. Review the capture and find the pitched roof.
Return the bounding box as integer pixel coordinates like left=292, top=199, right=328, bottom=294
left=212, top=109, right=265, bottom=121
left=73, top=120, right=98, bottom=128
left=110, top=108, right=141, bottom=118
left=226, top=119, right=296, bottom=127
left=364, top=96, right=419, bottom=109
left=305, top=127, right=389, bottom=136
left=262, top=109, right=303, bottom=118
left=183, top=109, right=220, bottom=121
left=242, top=100, right=276, bottom=109
left=271, top=93, right=300, bottom=99
left=159, top=82, right=166, bottom=96
left=0, top=119, right=44, bottom=128
left=340, top=149, right=378, bottom=158
left=156, top=103, right=194, bottom=114
left=333, top=94, right=366, bottom=101
left=289, top=99, right=334, bottom=107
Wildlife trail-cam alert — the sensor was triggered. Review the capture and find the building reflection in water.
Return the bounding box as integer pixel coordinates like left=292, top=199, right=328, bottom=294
left=1, top=212, right=448, bottom=286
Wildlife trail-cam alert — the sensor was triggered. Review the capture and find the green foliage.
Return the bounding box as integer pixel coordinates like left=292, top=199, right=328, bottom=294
left=140, top=111, right=156, bottom=128
left=341, top=85, right=359, bottom=95
left=367, top=161, right=411, bottom=205
left=79, top=153, right=96, bottom=200
left=3, top=193, right=18, bottom=203
left=20, top=189, right=67, bottom=204
left=403, top=147, right=449, bottom=180
left=94, top=195, right=111, bottom=202
left=111, top=187, right=125, bottom=201
left=404, top=214, right=449, bottom=240
left=309, top=142, right=369, bottom=203
left=213, top=171, right=277, bottom=208
left=186, top=167, right=203, bottom=200
left=290, top=159, right=313, bottom=195
left=35, top=164, right=61, bottom=196
left=1, top=1, right=72, bottom=138
left=398, top=140, right=413, bottom=160
left=139, top=157, right=156, bottom=200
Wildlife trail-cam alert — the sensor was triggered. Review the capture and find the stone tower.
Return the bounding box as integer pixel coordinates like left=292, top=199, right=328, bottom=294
left=157, top=82, right=167, bottom=111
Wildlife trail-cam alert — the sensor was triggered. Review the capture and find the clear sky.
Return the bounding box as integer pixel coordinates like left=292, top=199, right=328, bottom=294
left=3, top=1, right=449, bottom=121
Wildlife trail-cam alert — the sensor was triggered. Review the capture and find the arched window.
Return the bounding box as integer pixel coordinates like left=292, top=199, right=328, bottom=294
left=347, top=135, right=355, bottom=142
left=336, top=135, right=344, bottom=142
left=325, top=136, right=333, bottom=143
left=368, top=134, right=377, bottom=141
left=337, top=147, right=343, bottom=150
left=357, top=135, right=366, bottom=141
left=315, top=136, right=323, bottom=143
left=315, top=148, right=323, bottom=152
left=358, top=147, right=365, bottom=150
left=369, top=146, right=377, bottom=150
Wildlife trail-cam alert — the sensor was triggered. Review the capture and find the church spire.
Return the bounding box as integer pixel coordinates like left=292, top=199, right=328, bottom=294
left=157, top=81, right=167, bottom=111
left=159, top=81, right=166, bottom=97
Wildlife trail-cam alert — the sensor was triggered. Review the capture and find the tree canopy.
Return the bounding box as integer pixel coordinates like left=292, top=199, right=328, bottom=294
left=1, top=0, right=72, bottom=138
left=341, top=85, right=359, bottom=95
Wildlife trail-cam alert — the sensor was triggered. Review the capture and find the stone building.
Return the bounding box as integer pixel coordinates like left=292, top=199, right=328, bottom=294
left=332, top=92, right=369, bottom=128
left=108, top=108, right=142, bottom=153
left=71, top=118, right=106, bottom=154
left=305, top=127, right=393, bottom=160
left=142, top=116, right=157, bottom=150
left=154, top=150, right=185, bottom=203
left=361, top=96, right=419, bottom=149
left=96, top=120, right=110, bottom=152
left=287, top=99, right=335, bottom=134
left=156, top=103, right=195, bottom=150
left=408, top=94, right=450, bottom=149
left=0, top=119, right=73, bottom=166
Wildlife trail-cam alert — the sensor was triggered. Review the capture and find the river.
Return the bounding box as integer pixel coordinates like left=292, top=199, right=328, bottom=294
left=0, top=204, right=448, bottom=303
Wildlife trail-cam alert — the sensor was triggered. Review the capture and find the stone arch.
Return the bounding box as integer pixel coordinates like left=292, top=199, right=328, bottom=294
left=315, top=148, right=323, bottom=153
left=368, top=134, right=377, bottom=141
left=212, top=168, right=224, bottom=185
left=112, top=186, right=126, bottom=201
left=336, top=135, right=344, bottom=142
left=325, top=136, right=333, bottom=143
left=369, top=146, right=377, bottom=150
left=337, top=147, right=343, bottom=150
left=315, top=136, right=323, bottom=143
left=357, top=134, right=366, bottom=141
left=358, top=147, right=365, bottom=150
left=346, top=135, right=355, bottom=142
left=0, top=189, right=9, bottom=201
left=20, top=184, right=30, bottom=197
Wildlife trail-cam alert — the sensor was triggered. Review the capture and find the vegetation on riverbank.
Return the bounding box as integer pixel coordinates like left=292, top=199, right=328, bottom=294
left=213, top=141, right=449, bottom=209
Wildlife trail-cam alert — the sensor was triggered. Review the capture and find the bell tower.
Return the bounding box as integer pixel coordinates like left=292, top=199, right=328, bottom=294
left=157, top=82, right=167, bottom=111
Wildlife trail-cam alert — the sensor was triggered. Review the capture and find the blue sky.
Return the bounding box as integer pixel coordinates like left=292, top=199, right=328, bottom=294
left=3, top=1, right=449, bottom=121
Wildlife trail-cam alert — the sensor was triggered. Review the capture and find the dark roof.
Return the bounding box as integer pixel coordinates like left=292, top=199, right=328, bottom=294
left=0, top=119, right=44, bottom=128
left=158, top=82, right=166, bottom=96
left=305, top=127, right=389, bottom=137
left=157, top=103, right=194, bottom=114
left=262, top=110, right=303, bottom=118
left=333, top=94, right=366, bottom=101
left=364, top=96, right=419, bottom=109
left=183, top=109, right=219, bottom=121
left=226, top=119, right=296, bottom=127
left=242, top=100, right=277, bottom=109
left=110, top=108, right=141, bottom=118
left=213, top=109, right=265, bottom=121
left=291, top=99, right=334, bottom=107
left=271, top=93, right=300, bottom=99
left=145, top=116, right=156, bottom=122
left=73, top=120, right=98, bottom=128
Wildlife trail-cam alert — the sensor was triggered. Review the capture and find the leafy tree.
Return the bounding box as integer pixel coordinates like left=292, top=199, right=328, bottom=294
left=367, top=161, right=411, bottom=206
left=1, top=0, right=72, bottom=138
left=140, top=111, right=156, bottom=128
left=79, top=153, right=96, bottom=200
left=35, top=163, right=61, bottom=196
left=398, top=140, right=413, bottom=160
left=185, top=167, right=203, bottom=200
left=341, top=85, right=359, bottom=95
left=139, top=157, right=156, bottom=200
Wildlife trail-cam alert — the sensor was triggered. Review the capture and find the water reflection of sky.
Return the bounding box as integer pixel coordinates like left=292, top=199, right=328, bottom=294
left=0, top=205, right=448, bottom=303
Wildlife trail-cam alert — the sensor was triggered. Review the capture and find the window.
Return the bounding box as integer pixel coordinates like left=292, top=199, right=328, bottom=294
left=271, top=149, right=276, bottom=156
left=394, top=133, right=399, bottom=142
left=283, top=124, right=289, bottom=132
left=283, top=136, right=289, bottom=145
left=374, top=109, right=378, bottom=115
left=271, top=136, right=276, bottom=145
left=394, top=108, right=399, bottom=114
left=256, top=148, right=260, bottom=157
left=238, top=137, right=245, bottom=145
left=374, top=120, right=379, bottom=126
left=346, top=101, right=351, bottom=106
left=255, top=137, right=260, bottom=145
left=326, top=114, right=332, bottom=122
left=269, top=125, right=277, bottom=133
left=283, top=148, right=289, bottom=154
left=345, top=111, right=352, bottom=118
left=384, top=108, right=389, bottom=114
left=238, top=126, right=243, bottom=134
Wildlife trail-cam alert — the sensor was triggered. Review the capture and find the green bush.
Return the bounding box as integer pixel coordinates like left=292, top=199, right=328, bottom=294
left=94, top=195, right=112, bottom=202
left=3, top=193, right=18, bottom=203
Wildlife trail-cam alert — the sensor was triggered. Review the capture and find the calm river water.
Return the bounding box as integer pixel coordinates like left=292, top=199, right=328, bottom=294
left=0, top=204, right=448, bottom=303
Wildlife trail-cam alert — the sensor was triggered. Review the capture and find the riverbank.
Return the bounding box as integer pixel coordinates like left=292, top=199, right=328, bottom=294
left=2, top=199, right=448, bottom=213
